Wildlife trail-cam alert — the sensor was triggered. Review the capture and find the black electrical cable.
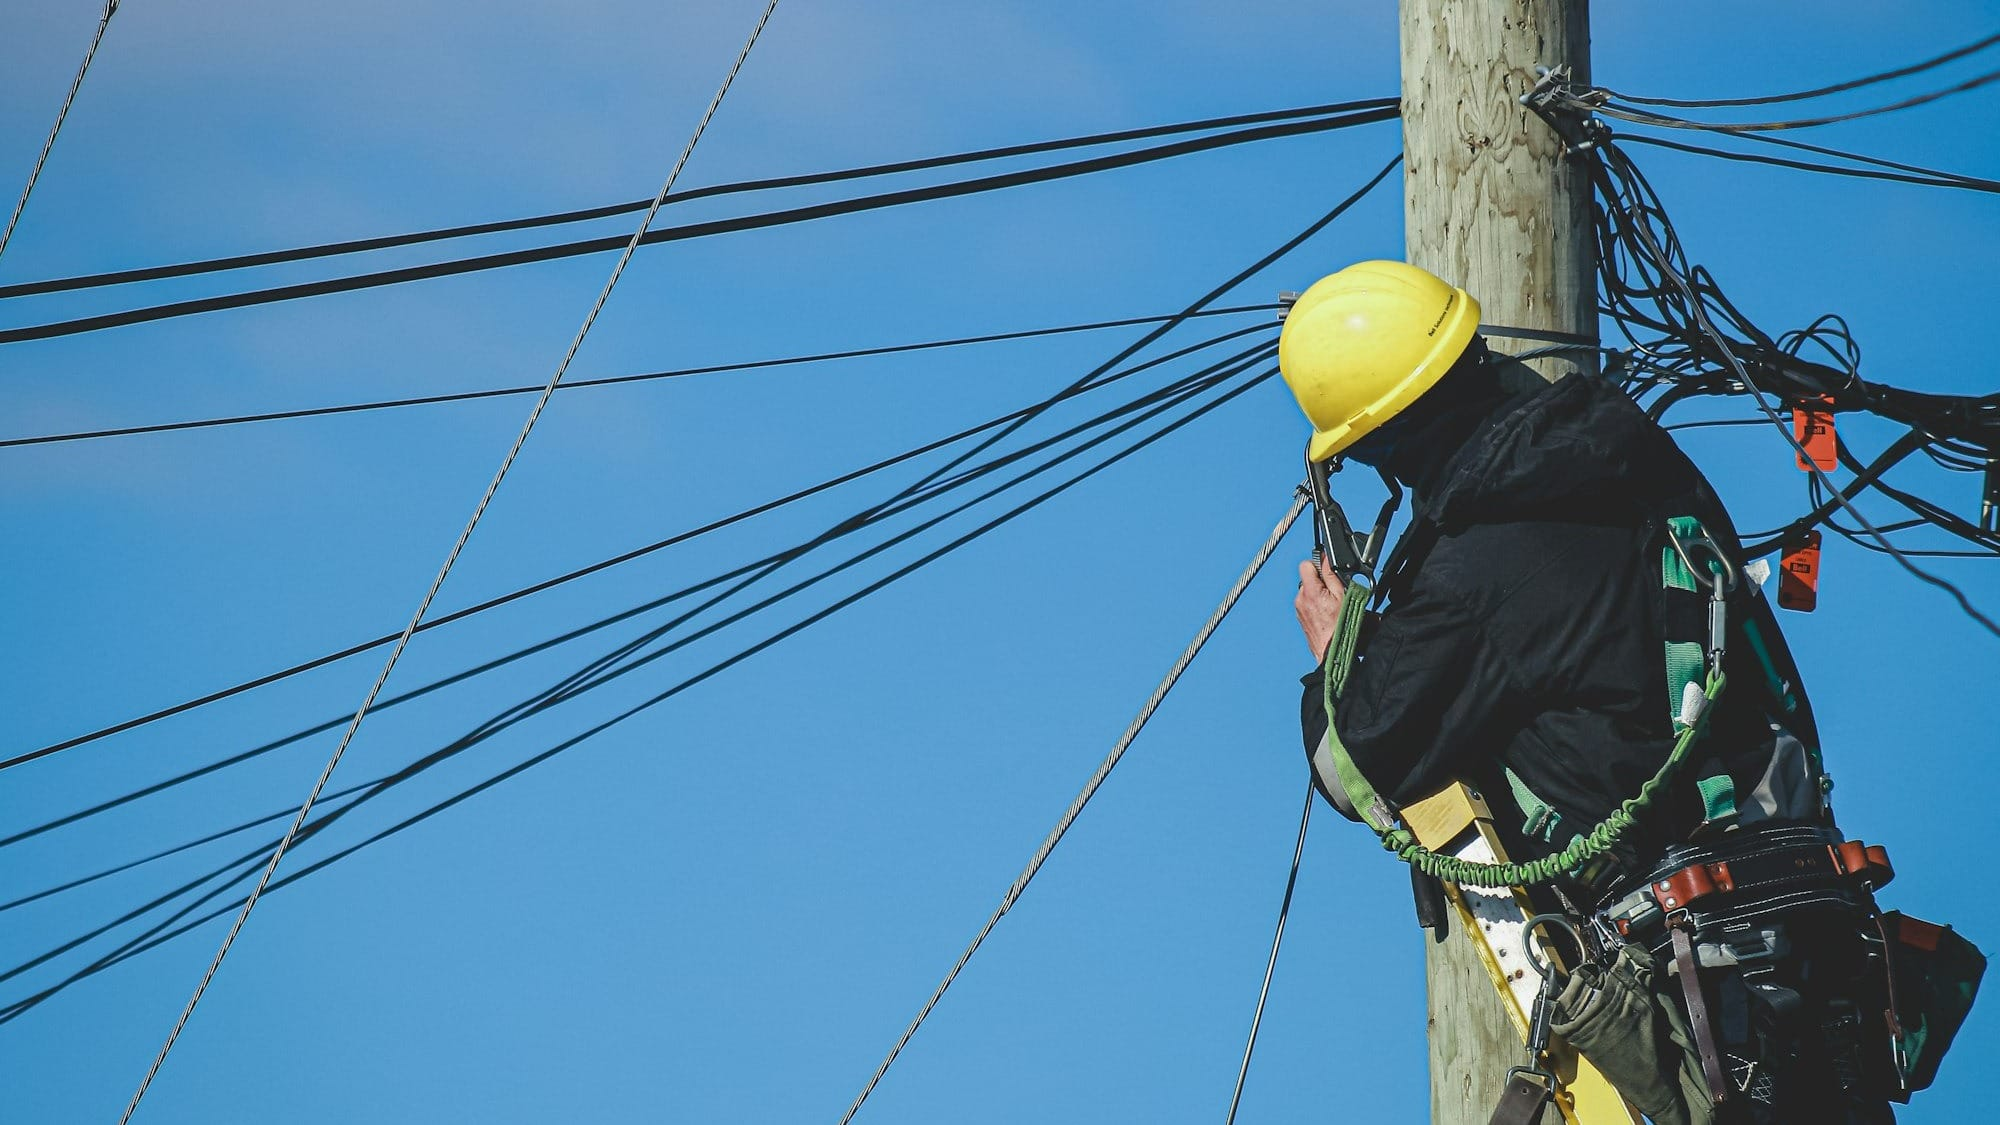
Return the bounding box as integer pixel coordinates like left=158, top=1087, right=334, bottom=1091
left=1703, top=125, right=2000, bottom=188
left=0, top=108, right=1397, bottom=345
left=0, top=357, right=1237, bottom=999
left=0, top=100, right=1393, bottom=301
left=1569, top=103, right=1999, bottom=578
left=7, top=341, right=1275, bottom=865
left=8, top=151, right=1394, bottom=776
left=7, top=167, right=1387, bottom=1005
left=0, top=305, right=1273, bottom=449
left=1591, top=66, right=2000, bottom=132
left=1579, top=136, right=2000, bottom=634
left=0, top=354, right=1272, bottom=1003
left=1614, top=31, right=2000, bottom=108
left=250, top=346, right=1278, bottom=846
left=0, top=365, right=1277, bottom=1023
left=881, top=153, right=1400, bottom=527
left=1737, top=431, right=1927, bottom=554
left=0, top=776, right=378, bottom=914
left=0, top=322, right=1274, bottom=777
left=1619, top=133, right=2000, bottom=195
left=1663, top=418, right=1769, bottom=433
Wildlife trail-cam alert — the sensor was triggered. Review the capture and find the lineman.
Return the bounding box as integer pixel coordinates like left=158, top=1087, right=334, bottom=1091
left=1280, top=261, right=1916, bottom=1124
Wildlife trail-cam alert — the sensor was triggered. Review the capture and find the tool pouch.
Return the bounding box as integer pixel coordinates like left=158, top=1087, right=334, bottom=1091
left=1878, top=911, right=1985, bottom=1099
left=1549, top=942, right=1713, bottom=1125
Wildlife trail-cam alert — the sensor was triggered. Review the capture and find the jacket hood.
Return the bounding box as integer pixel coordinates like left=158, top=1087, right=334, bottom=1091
left=1423, top=374, right=1683, bottom=529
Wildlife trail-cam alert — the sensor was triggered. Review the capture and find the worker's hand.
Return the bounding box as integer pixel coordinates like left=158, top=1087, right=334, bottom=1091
left=1295, top=555, right=1346, bottom=660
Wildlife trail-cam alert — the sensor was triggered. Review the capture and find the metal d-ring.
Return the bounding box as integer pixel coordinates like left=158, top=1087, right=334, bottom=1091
left=1522, top=913, right=1587, bottom=982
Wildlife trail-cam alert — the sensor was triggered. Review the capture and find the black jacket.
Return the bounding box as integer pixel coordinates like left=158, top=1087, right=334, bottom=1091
left=1301, top=373, right=1825, bottom=876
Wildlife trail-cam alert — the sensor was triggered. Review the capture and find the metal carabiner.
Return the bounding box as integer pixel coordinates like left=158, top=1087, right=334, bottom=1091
left=1663, top=518, right=1739, bottom=598
left=1304, top=448, right=1366, bottom=580
left=1303, top=446, right=1404, bottom=586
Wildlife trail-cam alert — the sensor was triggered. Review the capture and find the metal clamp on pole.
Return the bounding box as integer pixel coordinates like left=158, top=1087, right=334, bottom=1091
left=1519, top=64, right=1611, bottom=156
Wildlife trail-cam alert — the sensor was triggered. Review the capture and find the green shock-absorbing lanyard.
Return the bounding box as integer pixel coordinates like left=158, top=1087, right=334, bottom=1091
left=1318, top=543, right=1730, bottom=889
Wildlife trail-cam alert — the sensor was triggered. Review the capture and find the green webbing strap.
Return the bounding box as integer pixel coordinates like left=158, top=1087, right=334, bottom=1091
left=1738, top=616, right=1801, bottom=719
left=1322, top=580, right=1400, bottom=835
left=1504, top=766, right=1565, bottom=843
left=1663, top=641, right=1705, bottom=725
left=1695, top=772, right=1738, bottom=825
left=1662, top=518, right=1702, bottom=593
left=1318, top=527, right=1732, bottom=889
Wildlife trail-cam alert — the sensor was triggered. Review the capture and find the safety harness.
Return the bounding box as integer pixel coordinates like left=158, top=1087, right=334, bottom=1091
left=1316, top=515, right=1735, bottom=889
left=1314, top=498, right=1981, bottom=1116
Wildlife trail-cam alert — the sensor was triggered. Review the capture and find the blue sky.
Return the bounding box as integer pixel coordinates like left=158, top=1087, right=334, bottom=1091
left=3, top=2, right=1995, bottom=1122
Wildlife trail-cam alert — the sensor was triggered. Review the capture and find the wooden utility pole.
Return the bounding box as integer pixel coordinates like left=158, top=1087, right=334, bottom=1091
left=1399, top=2, right=1596, bottom=1122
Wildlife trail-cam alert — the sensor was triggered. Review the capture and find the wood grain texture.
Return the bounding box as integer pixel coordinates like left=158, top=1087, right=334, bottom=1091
left=1399, top=3, right=1597, bottom=1121
left=1402, top=0, right=1597, bottom=383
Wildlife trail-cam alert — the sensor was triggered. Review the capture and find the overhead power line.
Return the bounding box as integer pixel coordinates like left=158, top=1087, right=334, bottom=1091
left=883, top=152, right=1400, bottom=534
left=1, top=1, right=123, bottom=259
left=837, top=491, right=1306, bottom=1124
left=0, top=349, right=1273, bottom=1001
left=0, top=305, right=1275, bottom=448
left=2, top=359, right=1280, bottom=1025
left=8, top=157, right=1394, bottom=1024
left=1612, top=29, right=2000, bottom=108
left=115, top=4, right=783, bottom=1117
left=1, top=323, right=1275, bottom=779
left=0, top=99, right=1394, bottom=300
left=0, top=107, right=1397, bottom=345
left=1585, top=65, right=2000, bottom=133
left=1560, top=110, right=2000, bottom=636
left=1617, top=132, right=2000, bottom=195
left=7, top=152, right=1393, bottom=779
left=6, top=338, right=1276, bottom=940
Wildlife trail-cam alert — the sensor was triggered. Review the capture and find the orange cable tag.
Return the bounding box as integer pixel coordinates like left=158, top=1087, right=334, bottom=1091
left=1778, top=530, right=1822, bottom=612
left=1792, top=397, right=1837, bottom=472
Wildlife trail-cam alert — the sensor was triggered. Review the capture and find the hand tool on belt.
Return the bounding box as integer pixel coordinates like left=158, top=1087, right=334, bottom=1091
left=1594, top=827, right=1895, bottom=1107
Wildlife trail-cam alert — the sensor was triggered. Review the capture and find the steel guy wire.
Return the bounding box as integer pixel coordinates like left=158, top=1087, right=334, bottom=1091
left=115, top=4, right=782, bottom=1118
left=1, top=1, right=122, bottom=259
left=837, top=491, right=1307, bottom=1125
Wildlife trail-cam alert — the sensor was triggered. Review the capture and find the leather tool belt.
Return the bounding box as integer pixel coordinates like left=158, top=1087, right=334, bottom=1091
left=1590, top=823, right=1896, bottom=1109
left=1596, top=823, right=1891, bottom=954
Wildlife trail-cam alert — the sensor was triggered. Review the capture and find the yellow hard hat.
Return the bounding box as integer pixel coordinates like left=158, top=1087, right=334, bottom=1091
left=1278, top=260, right=1481, bottom=462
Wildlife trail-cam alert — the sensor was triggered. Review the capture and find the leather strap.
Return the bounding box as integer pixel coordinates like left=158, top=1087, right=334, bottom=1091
left=1486, top=1072, right=1552, bottom=1125
left=1671, top=921, right=1732, bottom=1106
left=1651, top=839, right=1894, bottom=914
